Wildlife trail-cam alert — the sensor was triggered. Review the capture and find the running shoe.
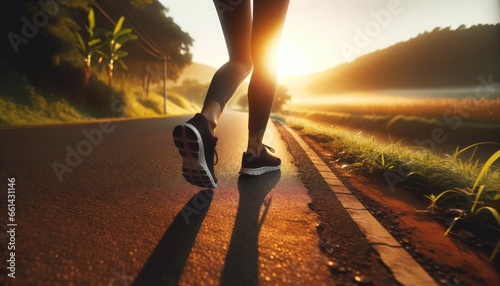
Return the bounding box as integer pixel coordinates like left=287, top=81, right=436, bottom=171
left=173, top=114, right=218, bottom=188
left=239, top=144, right=281, bottom=176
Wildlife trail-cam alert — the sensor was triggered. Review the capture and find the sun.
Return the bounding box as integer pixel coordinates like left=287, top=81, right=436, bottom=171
left=277, top=42, right=312, bottom=79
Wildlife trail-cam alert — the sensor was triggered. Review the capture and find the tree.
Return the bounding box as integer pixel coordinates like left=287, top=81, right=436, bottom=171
left=0, top=0, right=193, bottom=111
left=170, top=79, right=208, bottom=105
left=272, top=85, right=292, bottom=113
left=75, top=8, right=102, bottom=86
left=103, top=16, right=137, bottom=86
left=237, top=84, right=292, bottom=113
left=237, top=94, right=248, bottom=110
left=93, top=0, right=194, bottom=81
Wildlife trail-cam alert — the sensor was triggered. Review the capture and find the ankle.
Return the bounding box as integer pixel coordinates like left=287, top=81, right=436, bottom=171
left=200, top=100, right=222, bottom=136
left=198, top=113, right=217, bottom=135
left=246, top=145, right=262, bottom=157
left=247, top=130, right=265, bottom=157
left=206, top=117, right=217, bottom=135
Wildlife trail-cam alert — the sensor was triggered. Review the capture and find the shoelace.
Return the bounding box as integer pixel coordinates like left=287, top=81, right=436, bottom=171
left=262, top=144, right=276, bottom=153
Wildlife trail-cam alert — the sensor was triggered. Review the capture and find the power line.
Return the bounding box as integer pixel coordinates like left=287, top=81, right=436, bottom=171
left=88, top=0, right=165, bottom=60
left=105, top=0, right=184, bottom=74
left=90, top=0, right=177, bottom=114
left=88, top=0, right=115, bottom=26
left=86, top=0, right=188, bottom=115
left=104, top=0, right=168, bottom=57
left=91, top=0, right=183, bottom=75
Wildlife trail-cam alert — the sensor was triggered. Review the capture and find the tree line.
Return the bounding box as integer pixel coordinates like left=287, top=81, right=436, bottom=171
left=309, top=24, right=500, bottom=94
left=1, top=0, right=193, bottom=115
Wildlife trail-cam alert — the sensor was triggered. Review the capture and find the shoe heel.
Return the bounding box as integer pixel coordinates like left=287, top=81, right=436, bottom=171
left=173, top=125, right=202, bottom=159
left=173, top=125, right=187, bottom=157
left=173, top=124, right=217, bottom=188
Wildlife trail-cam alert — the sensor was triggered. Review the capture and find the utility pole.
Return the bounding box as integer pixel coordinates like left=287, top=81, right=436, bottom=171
left=163, top=55, right=167, bottom=115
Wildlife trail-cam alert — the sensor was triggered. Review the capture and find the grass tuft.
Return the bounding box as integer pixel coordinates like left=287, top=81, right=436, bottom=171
left=283, top=116, right=500, bottom=197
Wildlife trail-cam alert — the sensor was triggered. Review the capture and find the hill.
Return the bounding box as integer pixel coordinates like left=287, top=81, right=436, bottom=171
left=171, top=62, right=249, bottom=108
left=175, top=62, right=217, bottom=84
left=306, top=24, right=500, bottom=95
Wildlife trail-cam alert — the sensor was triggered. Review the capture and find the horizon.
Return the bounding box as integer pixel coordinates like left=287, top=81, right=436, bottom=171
left=161, top=0, right=500, bottom=79
left=179, top=22, right=500, bottom=103
left=186, top=23, right=500, bottom=83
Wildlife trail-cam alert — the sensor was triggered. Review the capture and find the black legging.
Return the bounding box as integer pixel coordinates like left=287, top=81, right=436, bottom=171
left=204, top=0, right=290, bottom=132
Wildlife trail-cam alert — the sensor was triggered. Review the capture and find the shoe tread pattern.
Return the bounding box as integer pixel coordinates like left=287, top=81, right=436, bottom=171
left=173, top=125, right=217, bottom=188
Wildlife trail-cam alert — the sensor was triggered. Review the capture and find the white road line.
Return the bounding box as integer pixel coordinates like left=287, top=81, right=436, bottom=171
left=280, top=122, right=438, bottom=286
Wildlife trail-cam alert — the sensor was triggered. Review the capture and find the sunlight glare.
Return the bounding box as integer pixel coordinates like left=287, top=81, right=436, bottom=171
left=277, top=42, right=312, bottom=79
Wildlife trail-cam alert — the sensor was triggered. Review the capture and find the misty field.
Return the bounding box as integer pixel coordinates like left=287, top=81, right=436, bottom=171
left=288, top=97, right=500, bottom=122
left=285, top=97, right=500, bottom=157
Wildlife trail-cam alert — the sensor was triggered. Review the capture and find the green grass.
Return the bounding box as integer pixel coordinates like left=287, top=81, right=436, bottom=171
left=114, top=75, right=200, bottom=119
left=287, top=98, right=500, bottom=124
left=286, top=99, right=500, bottom=151
left=0, top=71, right=199, bottom=127
left=282, top=115, right=500, bottom=260
left=281, top=112, right=500, bottom=261
left=0, top=86, right=87, bottom=126
left=282, top=116, right=500, bottom=198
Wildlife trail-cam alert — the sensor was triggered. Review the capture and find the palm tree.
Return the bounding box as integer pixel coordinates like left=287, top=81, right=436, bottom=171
left=103, top=16, right=137, bottom=86
left=75, top=8, right=102, bottom=86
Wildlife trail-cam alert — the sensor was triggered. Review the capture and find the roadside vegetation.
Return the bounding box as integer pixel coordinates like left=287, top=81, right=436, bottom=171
left=288, top=97, right=500, bottom=122
left=0, top=69, right=199, bottom=127
left=286, top=97, right=500, bottom=149
left=282, top=115, right=500, bottom=260
left=1, top=0, right=195, bottom=127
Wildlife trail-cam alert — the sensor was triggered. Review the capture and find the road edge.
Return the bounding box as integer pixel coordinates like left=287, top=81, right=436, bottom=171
left=277, top=121, right=438, bottom=286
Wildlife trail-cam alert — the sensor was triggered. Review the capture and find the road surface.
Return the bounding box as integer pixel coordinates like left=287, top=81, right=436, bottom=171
left=0, top=111, right=405, bottom=285
left=0, top=111, right=426, bottom=285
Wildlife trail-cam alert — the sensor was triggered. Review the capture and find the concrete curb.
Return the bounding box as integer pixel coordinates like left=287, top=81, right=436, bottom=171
left=280, top=122, right=437, bottom=286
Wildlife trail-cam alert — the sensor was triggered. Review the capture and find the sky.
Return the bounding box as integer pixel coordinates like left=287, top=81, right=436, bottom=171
left=160, top=0, right=500, bottom=79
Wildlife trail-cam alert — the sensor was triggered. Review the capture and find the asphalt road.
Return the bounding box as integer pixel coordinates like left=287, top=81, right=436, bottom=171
left=0, top=111, right=341, bottom=285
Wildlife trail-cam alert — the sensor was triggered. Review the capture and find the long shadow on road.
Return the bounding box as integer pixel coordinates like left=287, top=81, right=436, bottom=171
left=220, top=171, right=281, bottom=286
left=132, top=189, right=213, bottom=286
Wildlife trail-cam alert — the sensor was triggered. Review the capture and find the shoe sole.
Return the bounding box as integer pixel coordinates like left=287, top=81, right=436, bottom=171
left=239, top=164, right=281, bottom=176
left=173, top=123, right=217, bottom=188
